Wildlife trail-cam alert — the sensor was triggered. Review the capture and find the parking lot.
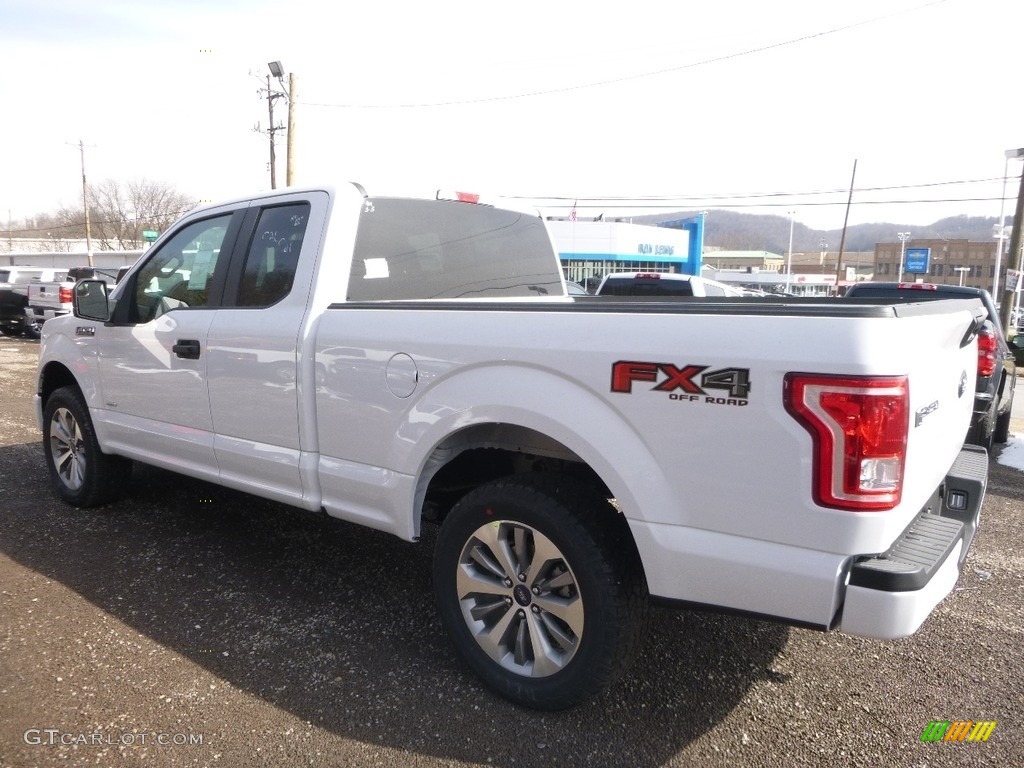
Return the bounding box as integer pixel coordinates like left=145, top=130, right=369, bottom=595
left=1, top=334, right=1021, bottom=768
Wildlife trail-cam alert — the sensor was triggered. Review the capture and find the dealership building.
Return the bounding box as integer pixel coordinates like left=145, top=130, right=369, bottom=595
left=546, top=215, right=704, bottom=286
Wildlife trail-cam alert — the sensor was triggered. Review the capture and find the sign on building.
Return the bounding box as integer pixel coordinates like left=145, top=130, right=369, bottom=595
left=1007, top=268, right=1022, bottom=292
left=905, top=248, right=930, bottom=274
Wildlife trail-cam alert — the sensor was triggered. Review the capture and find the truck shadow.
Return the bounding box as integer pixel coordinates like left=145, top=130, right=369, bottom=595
left=0, top=444, right=790, bottom=767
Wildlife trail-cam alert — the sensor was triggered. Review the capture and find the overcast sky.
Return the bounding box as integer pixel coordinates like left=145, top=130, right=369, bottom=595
left=2, top=0, right=1022, bottom=232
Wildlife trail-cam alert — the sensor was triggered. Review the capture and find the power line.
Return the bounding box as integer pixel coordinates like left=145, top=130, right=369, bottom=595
left=547, top=196, right=1011, bottom=211
left=7, top=170, right=1016, bottom=236
left=515, top=176, right=1014, bottom=204
left=6, top=205, right=196, bottom=237
left=301, top=1, right=946, bottom=109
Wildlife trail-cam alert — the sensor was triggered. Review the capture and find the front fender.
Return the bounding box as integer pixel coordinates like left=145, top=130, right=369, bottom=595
left=37, top=320, right=102, bottom=410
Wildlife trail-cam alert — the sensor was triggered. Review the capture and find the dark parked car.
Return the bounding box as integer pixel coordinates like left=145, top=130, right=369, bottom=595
left=845, top=282, right=1017, bottom=450
left=0, top=268, right=67, bottom=336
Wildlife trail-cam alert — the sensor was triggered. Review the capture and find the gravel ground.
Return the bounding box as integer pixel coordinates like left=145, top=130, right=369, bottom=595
left=1, top=334, right=1021, bottom=768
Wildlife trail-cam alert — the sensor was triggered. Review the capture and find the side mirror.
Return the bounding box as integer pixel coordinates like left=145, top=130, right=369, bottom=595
left=74, top=279, right=111, bottom=322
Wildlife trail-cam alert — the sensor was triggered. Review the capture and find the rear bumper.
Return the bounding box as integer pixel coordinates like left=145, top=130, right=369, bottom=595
left=25, top=307, right=66, bottom=322
left=839, top=445, right=987, bottom=639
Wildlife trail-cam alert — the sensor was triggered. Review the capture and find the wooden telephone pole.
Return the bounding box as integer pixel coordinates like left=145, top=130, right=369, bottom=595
left=71, top=139, right=94, bottom=267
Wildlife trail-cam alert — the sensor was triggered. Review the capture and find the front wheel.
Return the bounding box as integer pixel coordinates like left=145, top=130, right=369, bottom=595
left=433, top=475, right=648, bottom=710
left=42, top=386, right=131, bottom=507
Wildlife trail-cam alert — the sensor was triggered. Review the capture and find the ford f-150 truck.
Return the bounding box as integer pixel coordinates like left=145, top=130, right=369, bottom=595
left=35, top=184, right=988, bottom=710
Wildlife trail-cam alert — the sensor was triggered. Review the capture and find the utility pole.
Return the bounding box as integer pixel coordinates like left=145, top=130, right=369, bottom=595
left=785, top=210, right=795, bottom=293
left=998, top=163, right=1024, bottom=335
left=835, top=159, right=857, bottom=294
left=265, top=74, right=284, bottom=189
left=72, top=139, right=94, bottom=267
left=286, top=72, right=297, bottom=186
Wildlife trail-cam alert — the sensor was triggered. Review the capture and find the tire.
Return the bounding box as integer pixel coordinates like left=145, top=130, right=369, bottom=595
left=23, top=316, right=42, bottom=340
left=42, top=385, right=132, bottom=507
left=433, top=474, right=648, bottom=710
left=1, top=323, right=24, bottom=337
left=965, top=403, right=995, bottom=451
left=993, top=406, right=1012, bottom=445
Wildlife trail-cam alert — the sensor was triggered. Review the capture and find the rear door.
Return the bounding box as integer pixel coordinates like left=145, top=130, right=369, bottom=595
left=206, top=191, right=327, bottom=505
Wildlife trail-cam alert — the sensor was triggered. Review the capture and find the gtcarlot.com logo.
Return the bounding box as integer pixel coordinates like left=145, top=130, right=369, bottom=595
left=24, top=729, right=203, bottom=747
left=920, top=720, right=996, bottom=742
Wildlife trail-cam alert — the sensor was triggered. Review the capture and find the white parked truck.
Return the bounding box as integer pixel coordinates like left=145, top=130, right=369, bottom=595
left=24, top=265, right=127, bottom=339
left=35, top=184, right=988, bottom=710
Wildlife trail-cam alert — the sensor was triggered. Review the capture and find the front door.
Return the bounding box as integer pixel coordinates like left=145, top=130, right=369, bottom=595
left=95, top=211, right=239, bottom=478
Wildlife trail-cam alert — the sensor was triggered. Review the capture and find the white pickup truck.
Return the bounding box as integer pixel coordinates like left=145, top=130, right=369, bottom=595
left=35, top=184, right=988, bottom=710
left=23, top=265, right=127, bottom=339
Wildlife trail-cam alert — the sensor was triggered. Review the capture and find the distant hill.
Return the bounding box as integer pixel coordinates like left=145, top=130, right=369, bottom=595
left=633, top=210, right=1013, bottom=254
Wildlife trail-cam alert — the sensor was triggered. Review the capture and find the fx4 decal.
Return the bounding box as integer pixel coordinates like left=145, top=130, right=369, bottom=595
left=611, top=361, right=752, bottom=402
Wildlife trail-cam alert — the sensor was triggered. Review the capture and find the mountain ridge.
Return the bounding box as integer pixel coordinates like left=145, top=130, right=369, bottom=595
left=632, top=210, right=1014, bottom=254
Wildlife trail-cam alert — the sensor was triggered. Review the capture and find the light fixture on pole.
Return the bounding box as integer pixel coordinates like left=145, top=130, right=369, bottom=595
left=785, top=210, right=795, bottom=293
left=897, top=232, right=911, bottom=282
left=264, top=60, right=288, bottom=189
left=954, top=266, right=970, bottom=287
left=993, top=147, right=1024, bottom=297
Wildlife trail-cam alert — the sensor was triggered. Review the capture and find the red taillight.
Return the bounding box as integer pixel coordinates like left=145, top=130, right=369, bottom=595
left=59, top=285, right=74, bottom=304
left=896, top=283, right=937, bottom=291
left=435, top=190, right=482, bottom=203
left=977, top=329, right=997, bottom=378
left=785, top=374, right=908, bottom=511
left=634, top=273, right=661, bottom=280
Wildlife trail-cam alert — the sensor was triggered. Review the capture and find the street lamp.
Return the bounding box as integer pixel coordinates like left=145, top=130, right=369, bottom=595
left=993, top=147, right=1024, bottom=297
left=897, top=232, right=911, bottom=282
left=954, top=266, right=970, bottom=287
left=785, top=210, right=795, bottom=293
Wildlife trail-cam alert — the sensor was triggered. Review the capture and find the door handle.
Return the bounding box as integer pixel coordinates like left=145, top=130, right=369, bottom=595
left=172, top=339, right=202, bottom=359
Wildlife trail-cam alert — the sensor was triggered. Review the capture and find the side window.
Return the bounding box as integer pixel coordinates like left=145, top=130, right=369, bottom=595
left=237, top=203, right=310, bottom=307
left=131, top=214, right=231, bottom=324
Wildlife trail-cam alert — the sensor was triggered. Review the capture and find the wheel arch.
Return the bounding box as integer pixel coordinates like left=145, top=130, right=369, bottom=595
left=38, top=359, right=83, bottom=409
left=404, top=366, right=680, bottom=542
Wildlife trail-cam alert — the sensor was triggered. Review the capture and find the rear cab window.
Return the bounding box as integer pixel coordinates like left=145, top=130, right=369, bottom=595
left=600, top=276, right=694, bottom=297
left=347, top=198, right=561, bottom=301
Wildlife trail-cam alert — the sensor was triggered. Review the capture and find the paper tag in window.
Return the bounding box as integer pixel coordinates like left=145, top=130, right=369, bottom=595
left=364, top=258, right=389, bottom=279
left=189, top=250, right=214, bottom=290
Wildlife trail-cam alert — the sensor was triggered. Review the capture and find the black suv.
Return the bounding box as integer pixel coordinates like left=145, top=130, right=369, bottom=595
left=845, top=282, right=1018, bottom=450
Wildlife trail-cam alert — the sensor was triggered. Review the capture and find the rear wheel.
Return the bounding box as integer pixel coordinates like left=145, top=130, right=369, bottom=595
left=42, top=386, right=131, bottom=507
left=966, top=403, right=995, bottom=451
left=993, top=406, right=1012, bottom=444
left=433, top=475, right=648, bottom=710
left=23, top=316, right=42, bottom=340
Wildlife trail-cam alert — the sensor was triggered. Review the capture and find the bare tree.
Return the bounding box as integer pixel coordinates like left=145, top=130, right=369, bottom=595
left=54, top=178, right=195, bottom=250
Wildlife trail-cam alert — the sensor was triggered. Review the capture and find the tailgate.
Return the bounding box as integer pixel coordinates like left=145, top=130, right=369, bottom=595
left=897, top=299, right=983, bottom=512
left=28, top=283, right=63, bottom=309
